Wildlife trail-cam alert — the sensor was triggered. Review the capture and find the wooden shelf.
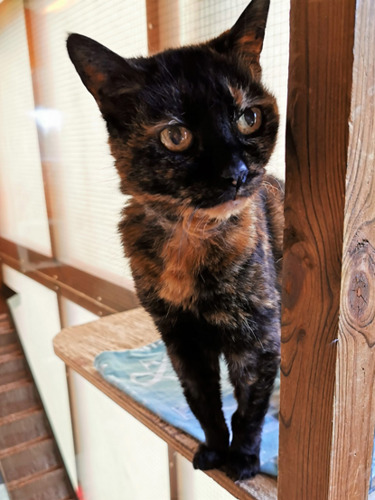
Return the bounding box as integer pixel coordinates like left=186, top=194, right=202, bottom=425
left=53, top=307, right=277, bottom=500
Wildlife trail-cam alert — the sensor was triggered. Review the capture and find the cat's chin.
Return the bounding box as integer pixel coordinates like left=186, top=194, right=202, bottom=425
left=201, top=197, right=251, bottom=221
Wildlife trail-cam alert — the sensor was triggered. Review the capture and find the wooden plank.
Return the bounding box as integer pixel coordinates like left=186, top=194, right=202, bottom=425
left=53, top=308, right=277, bottom=500
left=0, top=238, right=138, bottom=316
left=23, top=6, right=56, bottom=259
left=146, top=0, right=160, bottom=54
left=0, top=238, right=54, bottom=271
left=279, top=0, right=375, bottom=498
left=168, top=446, right=179, bottom=500
left=43, top=264, right=138, bottom=313
left=329, top=0, right=375, bottom=498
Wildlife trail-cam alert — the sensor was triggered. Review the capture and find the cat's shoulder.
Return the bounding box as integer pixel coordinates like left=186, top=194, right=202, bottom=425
left=260, top=174, right=285, bottom=203
left=259, top=174, right=284, bottom=271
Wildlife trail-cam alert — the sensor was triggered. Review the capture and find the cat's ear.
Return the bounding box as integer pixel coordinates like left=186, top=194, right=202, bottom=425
left=67, top=34, right=144, bottom=112
left=209, top=0, right=270, bottom=74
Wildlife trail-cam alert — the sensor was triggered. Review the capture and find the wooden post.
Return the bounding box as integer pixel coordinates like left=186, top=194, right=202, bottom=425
left=279, top=0, right=375, bottom=499
left=146, top=0, right=160, bottom=54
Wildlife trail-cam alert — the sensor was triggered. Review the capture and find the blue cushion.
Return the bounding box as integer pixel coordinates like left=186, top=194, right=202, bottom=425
left=94, top=339, right=375, bottom=491
left=94, top=339, right=279, bottom=476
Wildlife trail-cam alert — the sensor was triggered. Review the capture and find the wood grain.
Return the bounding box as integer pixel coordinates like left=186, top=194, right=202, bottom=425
left=0, top=237, right=138, bottom=316
left=24, top=6, right=57, bottom=259
left=53, top=308, right=277, bottom=500
left=146, top=0, right=160, bottom=54
left=279, top=0, right=375, bottom=499
left=329, top=0, right=375, bottom=497
left=279, top=0, right=351, bottom=497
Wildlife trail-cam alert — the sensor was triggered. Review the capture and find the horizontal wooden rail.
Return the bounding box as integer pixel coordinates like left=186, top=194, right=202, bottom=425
left=0, top=237, right=138, bottom=317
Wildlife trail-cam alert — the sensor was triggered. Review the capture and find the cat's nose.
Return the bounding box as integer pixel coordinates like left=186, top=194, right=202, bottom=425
left=221, top=160, right=248, bottom=188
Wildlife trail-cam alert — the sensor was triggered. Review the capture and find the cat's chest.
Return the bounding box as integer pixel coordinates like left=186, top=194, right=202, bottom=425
left=158, top=219, right=254, bottom=309
left=159, top=229, right=206, bottom=306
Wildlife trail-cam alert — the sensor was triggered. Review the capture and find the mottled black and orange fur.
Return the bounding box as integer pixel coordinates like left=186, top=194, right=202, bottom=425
left=67, top=0, right=283, bottom=480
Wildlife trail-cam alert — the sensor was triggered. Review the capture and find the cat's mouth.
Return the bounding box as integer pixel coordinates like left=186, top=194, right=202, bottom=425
left=228, top=167, right=264, bottom=201
left=232, top=166, right=248, bottom=192
left=232, top=176, right=246, bottom=200
left=201, top=197, right=251, bottom=220
left=200, top=174, right=261, bottom=219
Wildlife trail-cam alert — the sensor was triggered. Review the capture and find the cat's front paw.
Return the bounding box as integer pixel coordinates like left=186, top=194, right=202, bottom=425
left=225, top=450, right=260, bottom=481
left=193, top=444, right=227, bottom=471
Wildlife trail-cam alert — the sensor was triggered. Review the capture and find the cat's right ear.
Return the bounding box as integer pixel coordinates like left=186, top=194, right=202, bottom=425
left=209, top=0, right=270, bottom=76
left=67, top=34, right=144, bottom=112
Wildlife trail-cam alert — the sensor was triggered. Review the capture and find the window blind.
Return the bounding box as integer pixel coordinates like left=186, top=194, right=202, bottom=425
left=15, top=0, right=288, bottom=287
left=0, top=0, right=52, bottom=256
left=24, top=0, right=148, bottom=285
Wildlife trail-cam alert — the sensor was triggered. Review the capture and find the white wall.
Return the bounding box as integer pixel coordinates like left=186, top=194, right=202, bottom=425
left=176, top=454, right=236, bottom=500
left=61, top=298, right=170, bottom=500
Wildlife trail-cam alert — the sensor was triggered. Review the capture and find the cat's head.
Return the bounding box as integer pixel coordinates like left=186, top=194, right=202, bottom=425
left=67, top=0, right=278, bottom=216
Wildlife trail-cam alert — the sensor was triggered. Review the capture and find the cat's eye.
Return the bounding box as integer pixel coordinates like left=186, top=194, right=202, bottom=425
left=160, top=125, right=193, bottom=152
left=236, top=107, right=262, bottom=135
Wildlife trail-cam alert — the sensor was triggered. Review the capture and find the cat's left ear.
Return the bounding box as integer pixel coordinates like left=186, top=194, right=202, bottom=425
left=67, top=33, right=145, bottom=114
left=209, top=0, right=270, bottom=75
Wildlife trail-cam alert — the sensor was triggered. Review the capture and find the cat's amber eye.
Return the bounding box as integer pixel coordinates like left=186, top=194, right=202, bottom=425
left=236, top=107, right=262, bottom=135
left=160, top=125, right=193, bottom=152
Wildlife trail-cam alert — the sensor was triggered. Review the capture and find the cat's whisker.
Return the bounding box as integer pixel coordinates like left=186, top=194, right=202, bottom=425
left=182, top=205, right=202, bottom=237
left=158, top=59, right=178, bottom=85
left=247, top=321, right=265, bottom=351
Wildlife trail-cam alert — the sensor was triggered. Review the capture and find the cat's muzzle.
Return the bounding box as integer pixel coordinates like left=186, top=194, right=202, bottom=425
left=221, top=160, right=248, bottom=191
left=234, top=168, right=248, bottom=192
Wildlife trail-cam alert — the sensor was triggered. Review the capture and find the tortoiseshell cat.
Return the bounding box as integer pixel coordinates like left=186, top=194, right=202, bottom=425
left=67, top=0, right=283, bottom=480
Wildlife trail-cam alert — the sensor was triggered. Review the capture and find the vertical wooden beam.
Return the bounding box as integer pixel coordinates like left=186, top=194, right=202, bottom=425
left=23, top=4, right=58, bottom=259
left=146, top=0, right=160, bottom=54
left=146, top=0, right=181, bottom=54
left=279, top=0, right=375, bottom=498
left=330, top=0, right=375, bottom=498
left=167, top=446, right=179, bottom=500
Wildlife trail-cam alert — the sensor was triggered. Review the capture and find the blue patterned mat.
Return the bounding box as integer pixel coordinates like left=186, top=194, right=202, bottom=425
left=371, top=440, right=375, bottom=495
left=94, top=339, right=375, bottom=490
left=94, top=339, right=279, bottom=476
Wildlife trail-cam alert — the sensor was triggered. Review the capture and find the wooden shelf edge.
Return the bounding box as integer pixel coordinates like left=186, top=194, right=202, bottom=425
left=53, top=309, right=277, bottom=500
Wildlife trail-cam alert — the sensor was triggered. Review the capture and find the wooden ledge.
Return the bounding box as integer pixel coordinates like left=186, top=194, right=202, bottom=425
left=53, top=308, right=277, bottom=500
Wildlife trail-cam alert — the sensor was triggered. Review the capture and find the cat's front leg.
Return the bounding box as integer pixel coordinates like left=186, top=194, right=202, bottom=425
left=156, top=314, right=229, bottom=471
left=224, top=323, right=280, bottom=480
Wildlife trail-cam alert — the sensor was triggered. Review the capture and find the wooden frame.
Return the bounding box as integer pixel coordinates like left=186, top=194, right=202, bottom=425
left=146, top=0, right=160, bottom=54
left=0, top=237, right=138, bottom=317
left=1, top=0, right=375, bottom=498
left=279, top=0, right=375, bottom=498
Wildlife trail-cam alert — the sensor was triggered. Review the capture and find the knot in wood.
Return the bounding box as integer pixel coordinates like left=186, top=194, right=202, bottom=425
left=349, top=271, right=369, bottom=319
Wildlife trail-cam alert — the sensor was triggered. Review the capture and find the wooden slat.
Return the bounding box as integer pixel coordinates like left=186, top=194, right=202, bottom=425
left=0, top=237, right=55, bottom=271
left=279, top=0, right=375, bottom=498
left=329, top=0, right=375, bottom=497
left=6, top=466, right=66, bottom=495
left=53, top=308, right=277, bottom=500
left=24, top=6, right=56, bottom=259
left=168, top=446, right=178, bottom=500
left=146, top=0, right=160, bottom=54
left=0, top=237, right=138, bottom=316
